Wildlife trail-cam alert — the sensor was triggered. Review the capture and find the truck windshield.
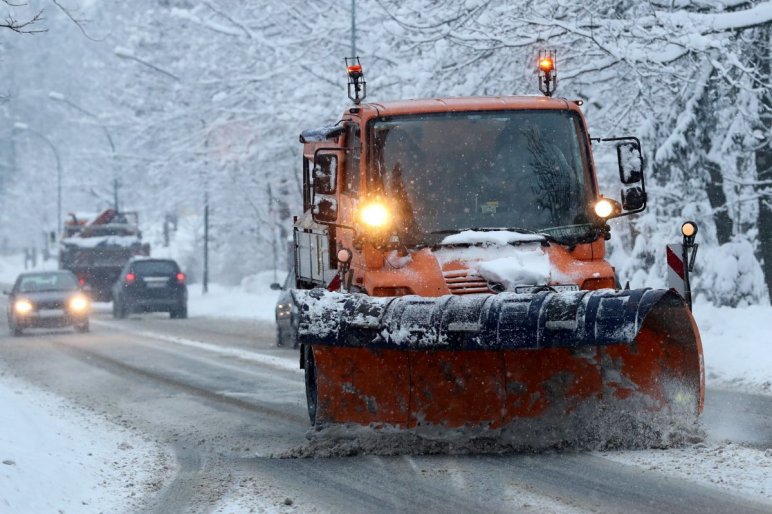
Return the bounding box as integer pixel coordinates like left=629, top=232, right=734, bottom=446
left=372, top=110, right=596, bottom=245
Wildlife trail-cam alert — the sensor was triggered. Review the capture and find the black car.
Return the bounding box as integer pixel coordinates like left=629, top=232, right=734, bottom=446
left=271, top=268, right=298, bottom=347
left=112, top=258, right=187, bottom=319
left=4, top=270, right=91, bottom=336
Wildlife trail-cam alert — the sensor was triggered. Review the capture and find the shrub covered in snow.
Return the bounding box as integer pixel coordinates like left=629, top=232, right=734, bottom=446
left=694, top=239, right=769, bottom=307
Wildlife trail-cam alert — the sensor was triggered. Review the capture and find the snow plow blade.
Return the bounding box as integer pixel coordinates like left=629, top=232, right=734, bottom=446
left=296, top=289, right=704, bottom=432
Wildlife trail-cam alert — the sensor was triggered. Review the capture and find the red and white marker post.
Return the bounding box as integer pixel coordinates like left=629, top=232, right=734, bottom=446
left=667, top=221, right=699, bottom=309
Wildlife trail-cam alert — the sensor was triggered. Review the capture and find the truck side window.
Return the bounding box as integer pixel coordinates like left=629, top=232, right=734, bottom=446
left=343, top=124, right=361, bottom=194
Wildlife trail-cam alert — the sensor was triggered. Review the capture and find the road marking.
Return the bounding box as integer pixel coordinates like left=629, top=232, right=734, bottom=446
left=92, top=319, right=301, bottom=373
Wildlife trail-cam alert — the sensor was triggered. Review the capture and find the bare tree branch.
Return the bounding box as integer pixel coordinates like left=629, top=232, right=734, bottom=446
left=203, top=1, right=253, bottom=39
left=52, top=0, right=103, bottom=41
left=0, top=6, right=46, bottom=33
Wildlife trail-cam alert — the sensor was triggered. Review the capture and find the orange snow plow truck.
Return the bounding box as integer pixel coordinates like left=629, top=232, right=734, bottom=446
left=292, top=55, right=704, bottom=440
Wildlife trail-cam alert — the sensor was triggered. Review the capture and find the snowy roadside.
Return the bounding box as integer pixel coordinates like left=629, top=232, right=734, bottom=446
left=693, top=303, right=772, bottom=395
left=599, top=443, right=772, bottom=505
left=601, top=302, right=772, bottom=507
left=0, top=253, right=57, bottom=285
left=188, top=282, right=280, bottom=321
left=0, top=369, right=173, bottom=513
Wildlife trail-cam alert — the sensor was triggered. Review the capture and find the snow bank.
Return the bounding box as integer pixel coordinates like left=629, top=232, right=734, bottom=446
left=188, top=270, right=285, bottom=321
left=0, top=253, right=58, bottom=286
left=694, top=240, right=769, bottom=307
left=694, top=302, right=772, bottom=393
left=0, top=372, right=170, bottom=513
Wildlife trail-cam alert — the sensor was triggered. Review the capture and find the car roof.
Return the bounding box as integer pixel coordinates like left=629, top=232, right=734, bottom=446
left=128, top=257, right=178, bottom=264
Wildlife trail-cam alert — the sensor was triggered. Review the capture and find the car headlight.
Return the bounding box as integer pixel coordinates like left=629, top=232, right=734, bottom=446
left=69, top=295, right=90, bottom=313
left=14, top=300, right=33, bottom=315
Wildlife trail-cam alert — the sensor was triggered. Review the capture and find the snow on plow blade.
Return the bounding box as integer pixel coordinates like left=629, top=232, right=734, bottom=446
left=296, top=289, right=704, bottom=431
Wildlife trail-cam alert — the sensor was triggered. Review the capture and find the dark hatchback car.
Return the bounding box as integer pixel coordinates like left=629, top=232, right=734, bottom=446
left=4, top=270, right=91, bottom=336
left=271, top=268, right=298, bottom=348
left=112, top=258, right=187, bottom=319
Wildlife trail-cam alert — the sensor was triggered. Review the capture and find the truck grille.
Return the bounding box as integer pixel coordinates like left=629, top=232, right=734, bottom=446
left=443, top=269, right=492, bottom=295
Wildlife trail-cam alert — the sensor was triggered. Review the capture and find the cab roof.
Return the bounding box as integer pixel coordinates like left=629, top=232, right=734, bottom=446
left=358, top=95, right=578, bottom=117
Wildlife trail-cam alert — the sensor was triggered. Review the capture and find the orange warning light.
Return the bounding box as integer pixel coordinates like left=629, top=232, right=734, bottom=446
left=538, top=57, right=554, bottom=73
left=347, top=64, right=363, bottom=77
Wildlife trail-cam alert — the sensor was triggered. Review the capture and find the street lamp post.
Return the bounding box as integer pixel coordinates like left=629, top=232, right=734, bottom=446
left=48, top=91, right=119, bottom=210
left=12, top=122, right=63, bottom=231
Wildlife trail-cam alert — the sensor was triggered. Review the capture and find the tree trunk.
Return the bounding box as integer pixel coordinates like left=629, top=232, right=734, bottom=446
left=705, top=160, right=733, bottom=245
left=756, top=27, right=772, bottom=300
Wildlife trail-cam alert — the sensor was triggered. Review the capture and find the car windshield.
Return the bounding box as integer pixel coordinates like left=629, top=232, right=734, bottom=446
left=372, top=110, right=596, bottom=245
left=133, top=260, right=178, bottom=276
left=17, top=273, right=78, bottom=293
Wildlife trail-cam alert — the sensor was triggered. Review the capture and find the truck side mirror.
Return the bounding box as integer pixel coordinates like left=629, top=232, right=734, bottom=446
left=621, top=186, right=646, bottom=211
left=313, top=154, right=337, bottom=195
left=311, top=152, right=339, bottom=223
left=313, top=197, right=338, bottom=223
left=617, top=141, right=643, bottom=185
left=613, top=139, right=647, bottom=213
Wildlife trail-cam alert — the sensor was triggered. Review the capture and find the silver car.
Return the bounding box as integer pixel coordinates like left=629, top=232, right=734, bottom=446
left=271, top=268, right=298, bottom=348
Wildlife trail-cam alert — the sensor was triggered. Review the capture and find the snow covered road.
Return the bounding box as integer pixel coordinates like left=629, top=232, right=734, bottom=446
left=2, top=302, right=772, bottom=512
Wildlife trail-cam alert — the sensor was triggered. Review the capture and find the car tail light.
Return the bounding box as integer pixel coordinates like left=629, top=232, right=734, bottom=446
left=78, top=277, right=86, bottom=286
left=125, top=273, right=136, bottom=283
left=176, top=272, right=186, bottom=284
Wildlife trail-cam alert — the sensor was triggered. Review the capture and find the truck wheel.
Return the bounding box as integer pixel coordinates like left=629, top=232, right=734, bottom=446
left=10, top=322, right=22, bottom=337
left=304, top=344, right=318, bottom=425
left=75, top=320, right=90, bottom=333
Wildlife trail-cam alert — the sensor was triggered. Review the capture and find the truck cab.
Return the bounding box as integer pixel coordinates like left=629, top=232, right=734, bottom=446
left=295, top=94, right=646, bottom=297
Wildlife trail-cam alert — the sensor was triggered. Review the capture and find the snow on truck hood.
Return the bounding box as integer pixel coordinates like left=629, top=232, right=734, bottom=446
left=435, top=230, right=554, bottom=289
left=439, top=230, right=545, bottom=246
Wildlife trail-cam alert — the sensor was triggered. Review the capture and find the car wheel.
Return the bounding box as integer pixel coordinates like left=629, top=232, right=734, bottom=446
left=304, top=344, right=318, bottom=425
left=112, top=300, right=119, bottom=319
left=276, top=325, right=285, bottom=347
left=170, top=303, right=188, bottom=319
left=118, top=299, right=129, bottom=319
left=75, top=320, right=90, bottom=333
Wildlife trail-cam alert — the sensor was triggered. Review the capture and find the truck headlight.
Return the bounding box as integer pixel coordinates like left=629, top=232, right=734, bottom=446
left=360, top=202, right=391, bottom=229
left=69, top=295, right=89, bottom=313
left=14, top=300, right=33, bottom=315
left=594, top=198, right=615, bottom=219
